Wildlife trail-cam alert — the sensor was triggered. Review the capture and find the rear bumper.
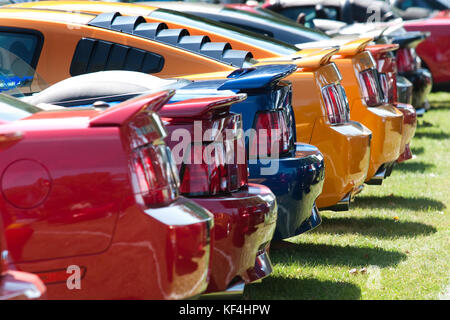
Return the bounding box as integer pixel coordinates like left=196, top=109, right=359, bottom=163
left=200, top=249, right=272, bottom=300
left=395, top=103, right=417, bottom=162
left=249, top=144, right=325, bottom=240
left=401, top=68, right=432, bottom=110
left=353, top=104, right=404, bottom=182
left=397, top=75, right=413, bottom=105
left=310, top=120, right=372, bottom=209
left=0, top=270, right=46, bottom=300
left=191, top=184, right=277, bottom=293
left=16, top=197, right=214, bottom=300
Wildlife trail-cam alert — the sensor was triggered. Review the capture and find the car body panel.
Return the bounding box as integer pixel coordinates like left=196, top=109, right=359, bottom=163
left=331, top=51, right=404, bottom=180
left=0, top=92, right=214, bottom=299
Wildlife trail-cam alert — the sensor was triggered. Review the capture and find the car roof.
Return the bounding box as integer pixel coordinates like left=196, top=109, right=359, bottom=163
left=0, top=7, right=95, bottom=25
left=0, top=7, right=254, bottom=68
left=142, top=1, right=224, bottom=14
left=271, top=0, right=343, bottom=7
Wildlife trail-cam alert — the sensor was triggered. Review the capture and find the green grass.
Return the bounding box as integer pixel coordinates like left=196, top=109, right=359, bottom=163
left=244, top=92, right=450, bottom=300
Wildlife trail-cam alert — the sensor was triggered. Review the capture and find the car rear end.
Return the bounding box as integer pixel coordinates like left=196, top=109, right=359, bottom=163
left=178, top=64, right=325, bottom=240
left=159, top=95, right=277, bottom=295
left=267, top=49, right=372, bottom=211
left=0, top=91, right=214, bottom=300
left=390, top=32, right=433, bottom=113
left=367, top=44, right=417, bottom=163
left=307, top=40, right=404, bottom=185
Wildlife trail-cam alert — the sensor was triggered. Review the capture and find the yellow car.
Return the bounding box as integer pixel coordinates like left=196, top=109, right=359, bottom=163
left=0, top=4, right=372, bottom=210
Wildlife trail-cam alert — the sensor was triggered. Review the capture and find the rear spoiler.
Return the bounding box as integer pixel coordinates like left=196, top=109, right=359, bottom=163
left=391, top=31, right=430, bottom=49
left=260, top=48, right=337, bottom=70
left=0, top=132, right=23, bottom=151
left=293, top=48, right=339, bottom=70
left=160, top=94, right=247, bottom=119
left=89, top=90, right=174, bottom=127
left=366, top=44, right=400, bottom=57
left=218, top=64, right=297, bottom=90
left=337, top=38, right=373, bottom=56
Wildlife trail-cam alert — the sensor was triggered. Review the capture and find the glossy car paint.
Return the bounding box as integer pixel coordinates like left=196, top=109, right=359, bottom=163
left=328, top=50, right=404, bottom=182
left=367, top=44, right=417, bottom=163
left=0, top=211, right=46, bottom=300
left=0, top=91, right=214, bottom=299
left=5, top=2, right=374, bottom=211
left=168, top=77, right=326, bottom=239
left=403, top=11, right=450, bottom=85
left=0, top=7, right=328, bottom=235
left=159, top=95, right=277, bottom=292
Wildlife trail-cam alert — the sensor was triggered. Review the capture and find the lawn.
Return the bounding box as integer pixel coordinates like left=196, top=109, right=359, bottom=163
left=244, top=91, right=450, bottom=300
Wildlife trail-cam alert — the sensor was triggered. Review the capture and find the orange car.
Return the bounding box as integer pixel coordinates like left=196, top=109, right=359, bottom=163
left=0, top=5, right=372, bottom=210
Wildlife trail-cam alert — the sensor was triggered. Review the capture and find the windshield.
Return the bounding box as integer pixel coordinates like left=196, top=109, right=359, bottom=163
left=148, top=8, right=301, bottom=56
left=221, top=7, right=329, bottom=40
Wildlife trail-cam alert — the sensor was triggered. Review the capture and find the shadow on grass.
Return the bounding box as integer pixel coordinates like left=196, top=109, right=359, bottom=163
left=269, top=242, right=407, bottom=268
left=314, top=216, right=436, bottom=238
left=244, top=277, right=361, bottom=300
left=353, top=195, right=446, bottom=211
left=410, top=146, right=425, bottom=155
left=395, top=161, right=435, bottom=173
left=414, top=130, right=450, bottom=140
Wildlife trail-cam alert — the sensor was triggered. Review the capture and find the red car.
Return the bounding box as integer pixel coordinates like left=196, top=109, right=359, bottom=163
left=0, top=90, right=214, bottom=300
left=366, top=44, right=417, bottom=164
left=25, top=70, right=278, bottom=296
left=160, top=98, right=277, bottom=295
left=1, top=206, right=46, bottom=300
left=403, top=10, right=450, bottom=88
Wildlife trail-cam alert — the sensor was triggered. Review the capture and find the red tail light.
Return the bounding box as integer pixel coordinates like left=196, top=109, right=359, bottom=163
left=133, top=144, right=179, bottom=207
left=180, top=115, right=248, bottom=196
left=250, top=110, right=290, bottom=158
left=396, top=48, right=416, bottom=73
left=321, top=83, right=350, bottom=124
left=358, top=69, right=383, bottom=107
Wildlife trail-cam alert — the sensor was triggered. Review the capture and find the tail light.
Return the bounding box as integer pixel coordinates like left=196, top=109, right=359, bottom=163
left=133, top=143, right=179, bottom=207
left=358, top=69, right=383, bottom=107
left=180, top=114, right=248, bottom=196
left=396, top=48, right=417, bottom=73
left=249, top=110, right=290, bottom=157
left=378, top=73, right=391, bottom=104
left=321, top=83, right=350, bottom=124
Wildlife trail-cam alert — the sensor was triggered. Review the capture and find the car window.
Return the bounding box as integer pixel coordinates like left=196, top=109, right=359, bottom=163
left=278, top=6, right=338, bottom=27
left=0, top=30, right=41, bottom=79
left=0, top=46, right=48, bottom=97
left=149, top=8, right=299, bottom=56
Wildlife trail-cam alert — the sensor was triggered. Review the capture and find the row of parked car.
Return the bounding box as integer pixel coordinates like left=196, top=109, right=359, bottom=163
left=0, top=0, right=445, bottom=300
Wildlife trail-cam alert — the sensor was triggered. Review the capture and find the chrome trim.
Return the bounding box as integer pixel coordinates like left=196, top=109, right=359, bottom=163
left=365, top=168, right=387, bottom=185
left=199, top=281, right=245, bottom=300
left=322, top=192, right=351, bottom=211
left=247, top=250, right=273, bottom=283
